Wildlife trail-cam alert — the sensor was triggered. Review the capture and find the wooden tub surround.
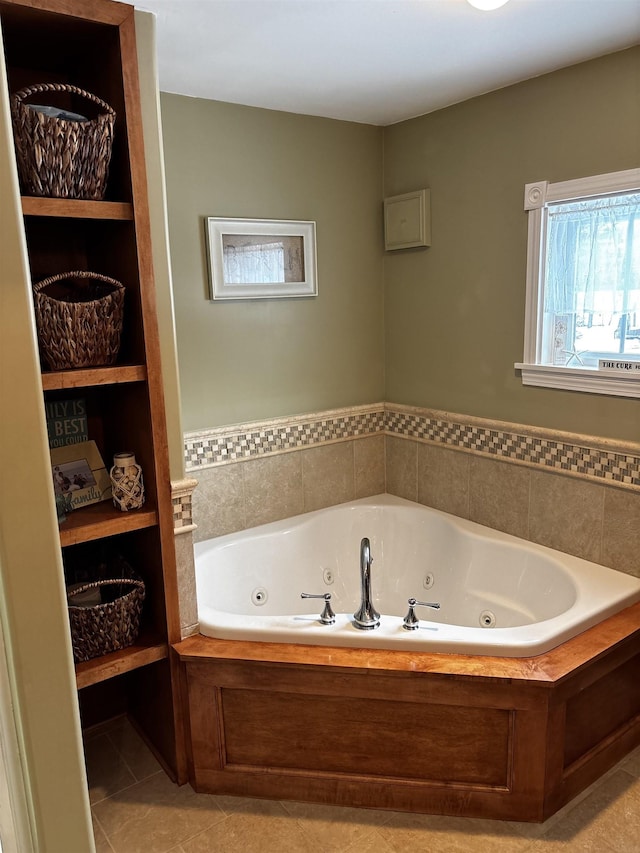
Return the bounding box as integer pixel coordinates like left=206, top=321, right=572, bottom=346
left=175, top=601, right=640, bottom=822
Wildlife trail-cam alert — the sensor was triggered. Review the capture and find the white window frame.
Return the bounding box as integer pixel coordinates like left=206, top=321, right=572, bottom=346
left=516, top=167, right=640, bottom=397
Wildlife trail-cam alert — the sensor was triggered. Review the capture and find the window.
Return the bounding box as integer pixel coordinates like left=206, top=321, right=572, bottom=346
left=517, top=168, right=640, bottom=396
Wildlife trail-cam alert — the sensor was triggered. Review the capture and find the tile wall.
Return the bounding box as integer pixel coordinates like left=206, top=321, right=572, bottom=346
left=173, top=402, right=640, bottom=635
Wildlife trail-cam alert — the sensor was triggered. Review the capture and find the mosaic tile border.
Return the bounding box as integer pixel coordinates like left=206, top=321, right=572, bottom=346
left=184, top=405, right=385, bottom=469
left=387, top=407, right=640, bottom=489
left=183, top=404, right=640, bottom=491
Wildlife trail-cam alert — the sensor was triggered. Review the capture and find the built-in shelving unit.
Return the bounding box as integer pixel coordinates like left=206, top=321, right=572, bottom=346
left=0, top=0, right=184, bottom=780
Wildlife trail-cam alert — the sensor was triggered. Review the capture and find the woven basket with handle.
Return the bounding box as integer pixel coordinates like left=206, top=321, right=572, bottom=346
left=33, top=271, right=124, bottom=370
left=11, top=83, right=115, bottom=199
left=67, top=575, right=145, bottom=663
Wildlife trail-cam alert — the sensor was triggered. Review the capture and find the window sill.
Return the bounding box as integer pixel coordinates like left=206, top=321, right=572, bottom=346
left=515, top=363, right=640, bottom=398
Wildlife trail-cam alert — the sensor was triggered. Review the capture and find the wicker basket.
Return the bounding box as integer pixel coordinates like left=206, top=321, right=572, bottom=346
left=67, top=574, right=145, bottom=663
left=11, top=83, right=115, bottom=200
left=33, top=271, right=124, bottom=370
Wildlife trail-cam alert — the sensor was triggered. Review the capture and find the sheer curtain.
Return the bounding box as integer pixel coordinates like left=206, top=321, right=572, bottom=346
left=223, top=242, right=285, bottom=284
left=545, top=193, right=640, bottom=323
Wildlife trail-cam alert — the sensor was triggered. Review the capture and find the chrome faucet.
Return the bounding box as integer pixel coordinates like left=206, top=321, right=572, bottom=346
left=353, top=537, right=380, bottom=629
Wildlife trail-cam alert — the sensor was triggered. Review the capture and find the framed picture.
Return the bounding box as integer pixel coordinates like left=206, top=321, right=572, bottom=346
left=384, top=189, right=431, bottom=251
left=50, top=440, right=111, bottom=510
left=206, top=217, right=317, bottom=300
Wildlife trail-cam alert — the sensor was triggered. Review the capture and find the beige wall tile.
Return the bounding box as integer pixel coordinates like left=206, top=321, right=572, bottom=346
left=602, top=487, right=640, bottom=577
left=243, top=451, right=304, bottom=527
left=354, top=435, right=386, bottom=498
left=192, top=464, right=245, bottom=542
left=302, top=441, right=355, bottom=512
left=529, top=471, right=604, bottom=563
left=174, top=531, right=198, bottom=632
left=385, top=435, right=417, bottom=501
left=417, top=443, right=469, bottom=518
left=469, top=456, right=530, bottom=539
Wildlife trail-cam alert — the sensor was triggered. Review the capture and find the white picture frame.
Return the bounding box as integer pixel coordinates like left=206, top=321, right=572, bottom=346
left=206, top=217, right=318, bottom=300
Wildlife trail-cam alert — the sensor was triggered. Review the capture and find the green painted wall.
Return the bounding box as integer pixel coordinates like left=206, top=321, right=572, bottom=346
left=383, top=47, right=640, bottom=441
left=162, top=48, right=639, bottom=442
left=160, top=94, right=385, bottom=431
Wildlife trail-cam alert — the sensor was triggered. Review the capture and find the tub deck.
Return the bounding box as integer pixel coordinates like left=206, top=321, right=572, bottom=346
left=175, top=600, right=640, bottom=822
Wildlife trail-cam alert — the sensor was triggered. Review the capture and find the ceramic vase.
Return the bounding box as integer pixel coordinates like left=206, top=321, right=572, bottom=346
left=110, top=451, right=145, bottom=511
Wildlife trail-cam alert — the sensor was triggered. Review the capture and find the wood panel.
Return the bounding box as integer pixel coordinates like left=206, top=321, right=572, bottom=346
left=221, top=688, right=511, bottom=786
left=564, top=653, right=640, bottom=767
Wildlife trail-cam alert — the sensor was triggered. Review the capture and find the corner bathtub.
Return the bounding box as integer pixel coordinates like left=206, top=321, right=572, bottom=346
left=194, top=494, right=640, bottom=657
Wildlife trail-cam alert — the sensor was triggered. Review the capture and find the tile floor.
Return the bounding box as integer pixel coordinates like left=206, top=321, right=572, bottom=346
left=86, top=716, right=640, bottom=853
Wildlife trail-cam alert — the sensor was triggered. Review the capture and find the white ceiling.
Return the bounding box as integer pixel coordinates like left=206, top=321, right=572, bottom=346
left=131, top=0, right=640, bottom=126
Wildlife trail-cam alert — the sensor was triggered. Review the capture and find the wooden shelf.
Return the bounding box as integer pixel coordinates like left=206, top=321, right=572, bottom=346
left=3, top=0, right=185, bottom=781
left=41, top=364, right=147, bottom=391
left=75, top=636, right=169, bottom=690
left=22, top=196, right=134, bottom=220
left=59, top=501, right=158, bottom=547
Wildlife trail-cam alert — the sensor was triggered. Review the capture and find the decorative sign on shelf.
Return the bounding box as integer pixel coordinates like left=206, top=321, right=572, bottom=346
left=45, top=397, right=88, bottom=448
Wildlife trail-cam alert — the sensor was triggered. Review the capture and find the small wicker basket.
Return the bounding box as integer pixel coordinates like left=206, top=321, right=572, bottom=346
left=67, top=574, right=145, bottom=663
left=33, top=271, right=124, bottom=370
left=11, top=83, right=115, bottom=200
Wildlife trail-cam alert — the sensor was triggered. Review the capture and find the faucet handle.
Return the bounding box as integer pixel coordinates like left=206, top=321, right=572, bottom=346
left=403, top=597, right=441, bottom=631
left=301, top=592, right=336, bottom=625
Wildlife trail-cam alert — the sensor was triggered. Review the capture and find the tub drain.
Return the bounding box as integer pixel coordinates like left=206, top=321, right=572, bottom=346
left=480, top=610, right=496, bottom=628
left=251, top=587, right=268, bottom=606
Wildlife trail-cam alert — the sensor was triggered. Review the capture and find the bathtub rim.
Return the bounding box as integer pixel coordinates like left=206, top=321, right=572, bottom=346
left=175, top=597, right=640, bottom=686
left=193, top=493, right=640, bottom=657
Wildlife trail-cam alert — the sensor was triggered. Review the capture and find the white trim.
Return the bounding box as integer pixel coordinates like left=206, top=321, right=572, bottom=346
left=545, top=168, right=640, bottom=203
left=515, top=363, right=640, bottom=398
left=522, top=207, right=544, bottom=363
left=0, top=616, right=35, bottom=853
left=524, top=169, right=640, bottom=210
left=523, top=181, right=548, bottom=210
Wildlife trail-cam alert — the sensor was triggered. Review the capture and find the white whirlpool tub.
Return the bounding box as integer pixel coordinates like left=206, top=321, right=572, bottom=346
left=194, top=494, right=640, bottom=657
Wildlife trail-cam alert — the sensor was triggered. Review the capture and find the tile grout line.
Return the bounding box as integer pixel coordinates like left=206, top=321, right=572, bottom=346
left=105, top=730, right=142, bottom=785
left=89, top=769, right=165, bottom=808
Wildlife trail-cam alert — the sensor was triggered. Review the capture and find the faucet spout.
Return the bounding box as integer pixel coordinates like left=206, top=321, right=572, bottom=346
left=353, top=537, right=380, bottom=630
